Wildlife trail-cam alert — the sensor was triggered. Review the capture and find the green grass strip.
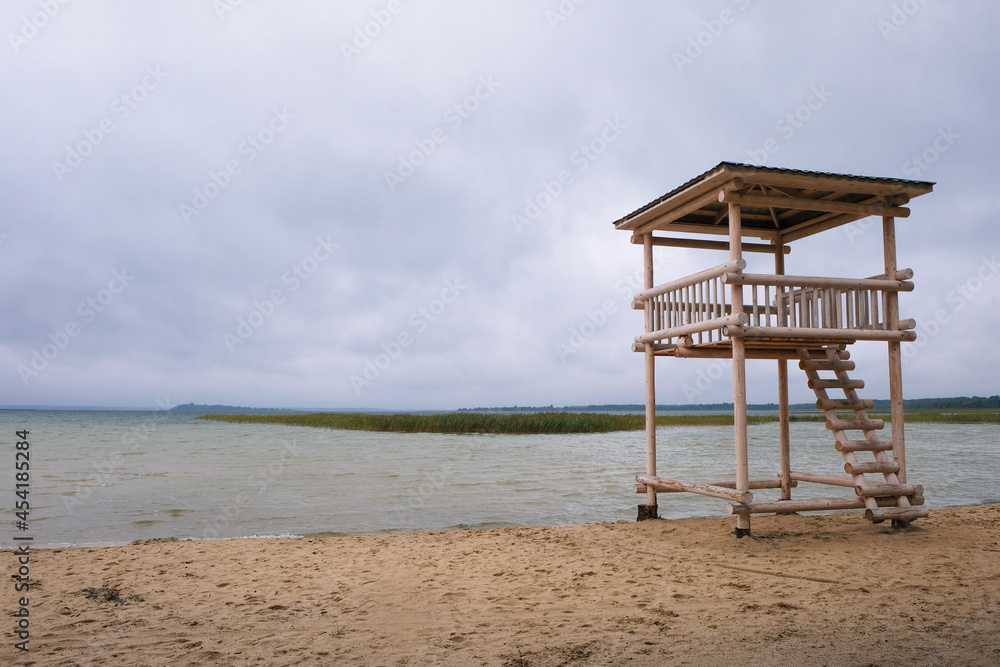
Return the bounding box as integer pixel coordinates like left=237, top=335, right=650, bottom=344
left=198, top=411, right=780, bottom=434
left=199, top=407, right=999, bottom=434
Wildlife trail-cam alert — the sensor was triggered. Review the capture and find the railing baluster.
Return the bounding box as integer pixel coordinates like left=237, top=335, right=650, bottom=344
left=871, top=289, right=880, bottom=330
left=698, top=283, right=705, bottom=345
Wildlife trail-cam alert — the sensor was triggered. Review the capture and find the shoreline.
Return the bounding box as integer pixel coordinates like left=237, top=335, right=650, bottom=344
left=9, top=504, right=1000, bottom=665
left=16, top=500, right=1000, bottom=550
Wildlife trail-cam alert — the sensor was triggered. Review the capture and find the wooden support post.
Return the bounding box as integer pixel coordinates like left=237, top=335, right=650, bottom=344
left=775, top=239, right=791, bottom=500
left=883, top=216, right=906, bottom=484
left=729, top=202, right=750, bottom=536
left=640, top=233, right=658, bottom=519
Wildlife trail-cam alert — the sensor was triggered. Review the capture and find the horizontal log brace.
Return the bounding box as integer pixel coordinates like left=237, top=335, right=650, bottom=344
left=634, top=259, right=746, bottom=302
left=637, top=478, right=795, bottom=493
left=719, top=190, right=911, bottom=218
left=635, top=474, right=753, bottom=504
left=721, top=272, right=914, bottom=292
left=729, top=495, right=924, bottom=515
left=724, top=326, right=917, bottom=342
left=789, top=471, right=856, bottom=487
left=635, top=313, right=748, bottom=345
left=631, top=235, right=791, bottom=255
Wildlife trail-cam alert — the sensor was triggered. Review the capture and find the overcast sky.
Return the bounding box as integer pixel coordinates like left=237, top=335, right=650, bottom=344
left=2, top=0, right=997, bottom=410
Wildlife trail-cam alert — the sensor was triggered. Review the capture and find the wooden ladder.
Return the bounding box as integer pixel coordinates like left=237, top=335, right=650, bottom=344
left=798, top=346, right=928, bottom=525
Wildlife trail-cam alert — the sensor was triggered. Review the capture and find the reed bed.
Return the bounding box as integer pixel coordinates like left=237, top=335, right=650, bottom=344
left=198, top=411, right=777, bottom=434
left=199, top=408, right=999, bottom=434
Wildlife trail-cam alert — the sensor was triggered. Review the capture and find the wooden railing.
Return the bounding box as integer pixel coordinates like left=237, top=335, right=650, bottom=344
left=634, top=266, right=916, bottom=346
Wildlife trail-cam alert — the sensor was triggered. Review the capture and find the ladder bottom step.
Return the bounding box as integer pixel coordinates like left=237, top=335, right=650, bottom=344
left=865, top=506, right=929, bottom=522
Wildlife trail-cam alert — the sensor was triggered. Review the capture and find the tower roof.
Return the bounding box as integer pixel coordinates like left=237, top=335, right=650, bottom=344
left=613, top=162, right=934, bottom=243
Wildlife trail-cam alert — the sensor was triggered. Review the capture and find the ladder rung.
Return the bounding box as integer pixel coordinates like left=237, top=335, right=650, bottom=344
left=827, top=418, right=884, bottom=431
left=864, top=506, right=929, bottom=522
left=856, top=483, right=922, bottom=498
left=817, top=398, right=875, bottom=410
left=845, top=461, right=900, bottom=475
left=809, top=379, right=865, bottom=390
left=836, top=439, right=893, bottom=452
left=799, top=359, right=856, bottom=371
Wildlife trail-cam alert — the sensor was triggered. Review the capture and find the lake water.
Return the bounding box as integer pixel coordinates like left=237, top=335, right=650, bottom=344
left=1, top=410, right=997, bottom=548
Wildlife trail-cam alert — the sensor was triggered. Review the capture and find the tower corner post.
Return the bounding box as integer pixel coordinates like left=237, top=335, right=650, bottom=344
left=641, top=233, right=658, bottom=518
left=883, top=216, right=906, bottom=483
left=774, top=239, right=791, bottom=500
left=729, top=202, right=750, bottom=535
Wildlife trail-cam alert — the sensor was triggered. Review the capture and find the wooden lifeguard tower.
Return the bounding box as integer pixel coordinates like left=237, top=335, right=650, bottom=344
left=614, top=162, right=933, bottom=536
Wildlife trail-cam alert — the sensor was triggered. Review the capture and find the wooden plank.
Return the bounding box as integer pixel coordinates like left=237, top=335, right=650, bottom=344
left=720, top=191, right=910, bottom=218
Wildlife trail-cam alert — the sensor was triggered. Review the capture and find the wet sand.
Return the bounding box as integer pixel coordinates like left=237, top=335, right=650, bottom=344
left=9, top=504, right=1000, bottom=665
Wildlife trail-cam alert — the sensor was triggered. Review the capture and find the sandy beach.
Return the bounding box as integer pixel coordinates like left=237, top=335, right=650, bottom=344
left=8, top=504, right=999, bottom=666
